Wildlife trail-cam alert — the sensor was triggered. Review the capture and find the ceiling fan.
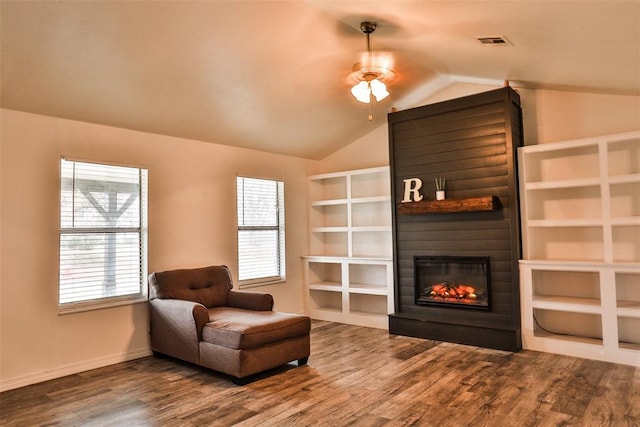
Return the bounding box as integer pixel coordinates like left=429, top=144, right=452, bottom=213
left=347, top=21, right=397, bottom=120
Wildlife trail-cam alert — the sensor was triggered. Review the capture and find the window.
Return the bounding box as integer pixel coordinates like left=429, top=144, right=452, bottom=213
left=236, top=176, right=285, bottom=287
left=59, top=158, right=148, bottom=313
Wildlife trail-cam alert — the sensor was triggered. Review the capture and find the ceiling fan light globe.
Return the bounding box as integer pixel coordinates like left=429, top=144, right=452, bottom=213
left=351, top=81, right=371, bottom=103
left=370, top=79, right=389, bottom=101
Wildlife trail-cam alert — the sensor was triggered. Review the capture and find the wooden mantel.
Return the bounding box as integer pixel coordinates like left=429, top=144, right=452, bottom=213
left=397, top=196, right=498, bottom=215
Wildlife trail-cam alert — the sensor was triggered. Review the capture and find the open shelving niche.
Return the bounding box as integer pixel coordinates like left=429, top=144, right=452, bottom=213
left=518, top=131, right=640, bottom=366
left=303, top=166, right=393, bottom=329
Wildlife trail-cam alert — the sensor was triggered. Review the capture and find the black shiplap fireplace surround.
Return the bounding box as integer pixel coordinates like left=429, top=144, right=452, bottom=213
left=387, top=87, right=523, bottom=351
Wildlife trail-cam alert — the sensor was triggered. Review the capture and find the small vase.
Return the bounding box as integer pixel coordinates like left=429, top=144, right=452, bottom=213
left=436, top=190, right=445, bottom=200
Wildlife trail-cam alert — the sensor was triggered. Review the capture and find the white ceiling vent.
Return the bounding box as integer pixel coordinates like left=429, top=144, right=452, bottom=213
left=476, top=36, right=512, bottom=46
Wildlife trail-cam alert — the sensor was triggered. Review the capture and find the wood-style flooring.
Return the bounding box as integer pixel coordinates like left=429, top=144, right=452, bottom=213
left=1, top=321, right=638, bottom=426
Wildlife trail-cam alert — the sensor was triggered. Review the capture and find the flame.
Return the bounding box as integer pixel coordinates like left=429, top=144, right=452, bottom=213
left=427, top=282, right=479, bottom=302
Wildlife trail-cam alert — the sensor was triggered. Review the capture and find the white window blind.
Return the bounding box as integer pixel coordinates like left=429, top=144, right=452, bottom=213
left=59, top=158, right=148, bottom=312
left=236, top=176, right=285, bottom=286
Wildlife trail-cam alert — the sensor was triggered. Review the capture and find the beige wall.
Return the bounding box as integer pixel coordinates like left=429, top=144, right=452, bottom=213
left=518, top=88, right=640, bottom=145
left=320, top=83, right=640, bottom=171
left=0, top=109, right=315, bottom=390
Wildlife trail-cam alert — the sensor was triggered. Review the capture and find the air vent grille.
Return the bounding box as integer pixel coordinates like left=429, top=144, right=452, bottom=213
left=476, top=36, right=512, bottom=46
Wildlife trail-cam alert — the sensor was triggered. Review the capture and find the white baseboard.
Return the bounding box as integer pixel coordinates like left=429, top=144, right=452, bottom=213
left=0, top=347, right=153, bottom=392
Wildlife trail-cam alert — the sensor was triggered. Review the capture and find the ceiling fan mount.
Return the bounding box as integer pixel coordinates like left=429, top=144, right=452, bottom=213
left=360, top=21, right=377, bottom=34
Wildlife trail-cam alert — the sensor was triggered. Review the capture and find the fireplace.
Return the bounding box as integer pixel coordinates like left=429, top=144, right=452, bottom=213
left=414, top=256, right=490, bottom=310
left=388, top=87, right=523, bottom=352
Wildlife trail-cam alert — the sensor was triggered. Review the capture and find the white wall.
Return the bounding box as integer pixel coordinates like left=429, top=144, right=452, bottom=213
left=0, top=109, right=315, bottom=390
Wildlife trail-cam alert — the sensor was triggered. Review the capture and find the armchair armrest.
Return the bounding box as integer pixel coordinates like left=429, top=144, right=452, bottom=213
left=149, top=298, right=209, bottom=364
left=227, top=290, right=274, bottom=311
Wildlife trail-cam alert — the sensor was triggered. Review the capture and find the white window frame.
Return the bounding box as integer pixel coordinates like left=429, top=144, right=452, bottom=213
left=58, top=158, right=148, bottom=314
left=236, top=176, right=286, bottom=288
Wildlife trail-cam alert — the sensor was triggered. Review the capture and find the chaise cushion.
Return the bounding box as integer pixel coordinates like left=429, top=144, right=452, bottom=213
left=202, top=307, right=311, bottom=350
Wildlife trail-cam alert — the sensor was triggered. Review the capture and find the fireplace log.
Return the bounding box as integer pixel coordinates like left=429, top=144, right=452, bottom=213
left=397, top=196, right=497, bottom=215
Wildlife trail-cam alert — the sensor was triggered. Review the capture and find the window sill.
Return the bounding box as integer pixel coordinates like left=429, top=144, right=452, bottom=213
left=239, top=278, right=285, bottom=289
left=58, top=295, right=148, bottom=315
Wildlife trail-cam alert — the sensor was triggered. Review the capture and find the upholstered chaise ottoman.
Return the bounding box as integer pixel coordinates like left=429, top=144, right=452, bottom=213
left=149, top=265, right=310, bottom=383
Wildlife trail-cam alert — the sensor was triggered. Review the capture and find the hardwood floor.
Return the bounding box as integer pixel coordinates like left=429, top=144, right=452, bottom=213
left=1, top=321, right=638, bottom=426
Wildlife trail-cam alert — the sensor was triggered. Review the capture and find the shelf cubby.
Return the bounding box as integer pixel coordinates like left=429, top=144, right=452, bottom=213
left=309, top=175, right=346, bottom=203
left=308, top=289, right=342, bottom=313
left=609, top=181, right=640, bottom=218
left=617, top=317, right=640, bottom=350
left=616, top=272, right=640, bottom=320
left=612, top=225, right=640, bottom=263
left=526, top=226, right=604, bottom=261
left=525, top=186, right=601, bottom=221
left=522, top=143, right=600, bottom=183
left=349, top=263, right=388, bottom=293
left=352, top=200, right=392, bottom=227
left=309, top=231, right=348, bottom=257
left=307, top=261, right=342, bottom=288
left=532, top=269, right=600, bottom=299
left=533, top=309, right=603, bottom=343
left=352, top=230, right=392, bottom=259
left=349, top=293, right=388, bottom=316
left=310, top=203, right=348, bottom=228
left=608, top=136, right=640, bottom=177
left=350, top=169, right=390, bottom=199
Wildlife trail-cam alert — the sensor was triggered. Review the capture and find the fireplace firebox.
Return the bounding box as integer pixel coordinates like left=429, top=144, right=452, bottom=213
left=414, top=256, right=491, bottom=310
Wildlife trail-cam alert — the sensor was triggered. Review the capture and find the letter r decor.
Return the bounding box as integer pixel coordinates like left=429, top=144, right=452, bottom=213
left=402, top=178, right=423, bottom=203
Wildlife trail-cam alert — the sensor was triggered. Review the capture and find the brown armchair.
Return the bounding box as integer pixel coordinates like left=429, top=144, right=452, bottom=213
left=149, top=265, right=310, bottom=383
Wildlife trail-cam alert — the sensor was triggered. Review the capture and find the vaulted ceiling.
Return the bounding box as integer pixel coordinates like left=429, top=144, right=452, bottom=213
left=2, top=1, right=638, bottom=159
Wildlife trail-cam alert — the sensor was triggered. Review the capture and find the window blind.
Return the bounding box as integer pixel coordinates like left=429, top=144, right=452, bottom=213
left=236, top=176, right=285, bottom=285
left=59, top=159, right=148, bottom=309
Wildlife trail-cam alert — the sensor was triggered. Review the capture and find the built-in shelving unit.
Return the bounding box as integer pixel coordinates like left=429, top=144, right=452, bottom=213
left=303, top=166, right=393, bottom=329
left=518, top=131, right=640, bottom=366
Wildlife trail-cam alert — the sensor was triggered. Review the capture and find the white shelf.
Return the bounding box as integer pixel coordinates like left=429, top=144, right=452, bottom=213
left=527, top=219, right=603, bottom=227
left=304, top=166, right=393, bottom=329
left=611, top=217, right=640, bottom=226
left=532, top=296, right=601, bottom=314
left=352, top=226, right=391, bottom=232
left=351, top=195, right=391, bottom=204
left=304, top=255, right=392, bottom=262
left=311, top=226, right=349, bottom=233
left=608, top=174, right=640, bottom=184
left=348, top=283, right=389, bottom=295
left=311, top=199, right=348, bottom=207
left=525, top=178, right=601, bottom=190
left=617, top=301, right=640, bottom=319
left=308, top=281, right=342, bottom=291
left=531, top=330, right=603, bottom=347
left=519, top=259, right=640, bottom=269
left=519, top=131, right=640, bottom=367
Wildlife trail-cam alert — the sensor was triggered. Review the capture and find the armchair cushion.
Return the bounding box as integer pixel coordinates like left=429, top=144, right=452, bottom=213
left=227, top=290, right=274, bottom=311
left=149, top=265, right=233, bottom=307
left=203, top=307, right=311, bottom=350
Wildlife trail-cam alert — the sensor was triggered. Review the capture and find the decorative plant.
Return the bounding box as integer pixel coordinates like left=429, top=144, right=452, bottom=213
left=435, top=177, right=446, bottom=192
